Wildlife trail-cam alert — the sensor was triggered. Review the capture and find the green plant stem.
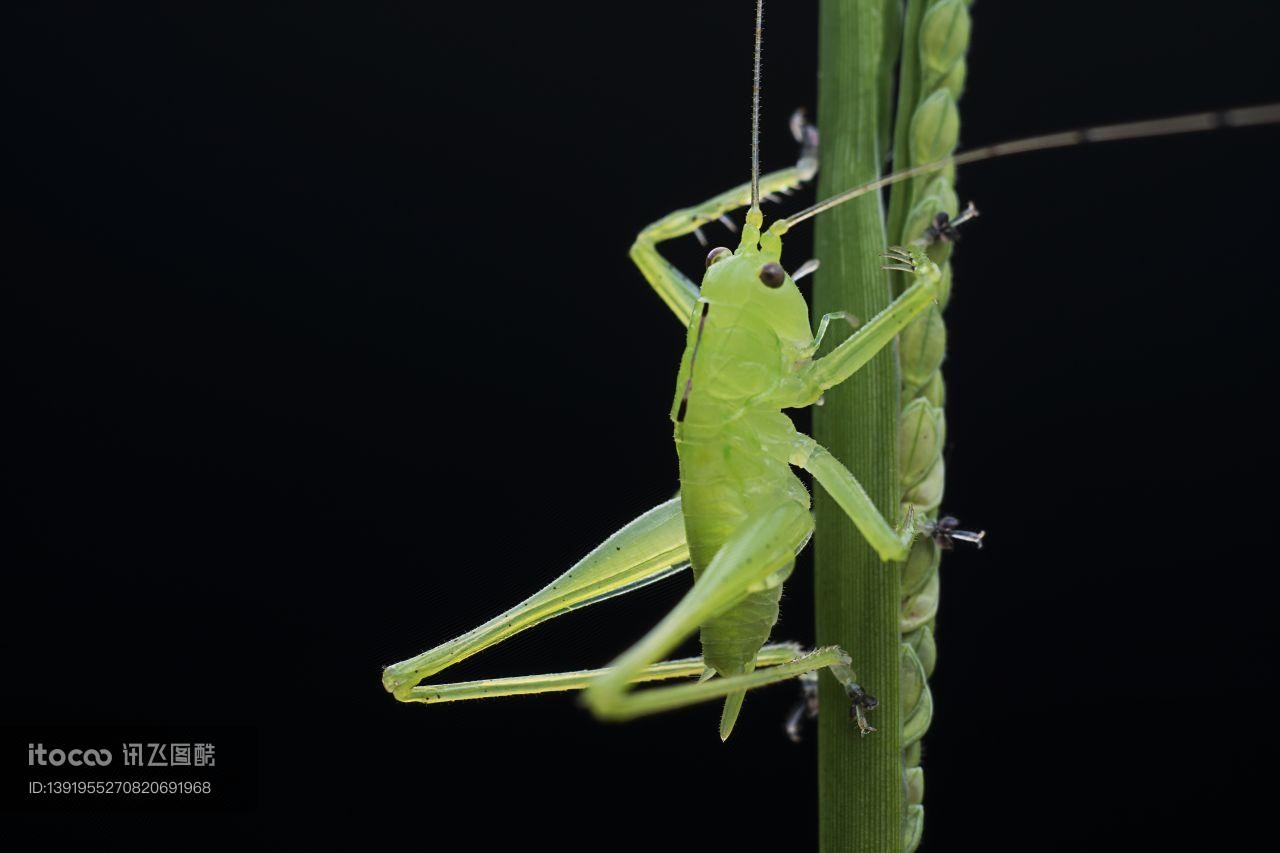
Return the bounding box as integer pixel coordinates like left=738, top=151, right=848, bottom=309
left=813, top=2, right=900, bottom=851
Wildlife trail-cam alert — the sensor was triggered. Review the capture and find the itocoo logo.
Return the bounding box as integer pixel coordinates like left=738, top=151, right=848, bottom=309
left=28, top=743, right=113, bottom=766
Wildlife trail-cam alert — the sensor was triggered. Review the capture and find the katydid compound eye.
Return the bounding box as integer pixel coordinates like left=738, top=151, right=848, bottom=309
left=759, top=262, right=786, bottom=288
left=705, top=246, right=732, bottom=268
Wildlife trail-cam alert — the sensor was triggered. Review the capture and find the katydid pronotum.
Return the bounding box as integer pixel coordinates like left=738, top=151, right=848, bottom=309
left=381, top=1, right=1280, bottom=742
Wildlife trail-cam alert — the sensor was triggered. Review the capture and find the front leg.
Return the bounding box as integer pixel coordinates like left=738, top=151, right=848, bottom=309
left=805, top=247, right=942, bottom=393
left=802, top=310, right=860, bottom=357
left=630, top=112, right=818, bottom=324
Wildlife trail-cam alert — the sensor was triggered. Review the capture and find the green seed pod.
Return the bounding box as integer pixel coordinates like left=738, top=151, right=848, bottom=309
left=941, top=57, right=967, bottom=100
left=920, top=0, right=972, bottom=88
left=926, top=175, right=961, bottom=219
left=909, top=89, right=960, bottom=166
left=901, top=644, right=934, bottom=747
left=901, top=568, right=940, bottom=633
left=901, top=536, right=941, bottom=598
left=899, top=399, right=944, bottom=489
left=904, top=455, right=945, bottom=511
left=905, top=805, right=925, bottom=853
left=901, top=642, right=925, bottom=715
left=903, top=685, right=934, bottom=748
left=921, top=371, right=946, bottom=406
left=902, top=625, right=938, bottom=679
left=906, top=765, right=926, bottom=805
left=900, top=307, right=947, bottom=393
left=912, top=624, right=938, bottom=676
left=936, top=260, right=954, bottom=309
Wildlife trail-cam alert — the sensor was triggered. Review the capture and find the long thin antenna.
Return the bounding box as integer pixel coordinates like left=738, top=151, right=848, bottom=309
left=780, top=103, right=1280, bottom=230
left=750, top=0, right=764, bottom=210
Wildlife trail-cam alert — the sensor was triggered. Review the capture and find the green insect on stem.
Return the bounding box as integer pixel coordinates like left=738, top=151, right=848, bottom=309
left=380, top=3, right=1280, bottom=819
left=386, top=0, right=949, bottom=747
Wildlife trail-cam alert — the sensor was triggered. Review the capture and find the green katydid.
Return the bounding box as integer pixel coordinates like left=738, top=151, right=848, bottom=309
left=381, top=0, right=1280, bottom=742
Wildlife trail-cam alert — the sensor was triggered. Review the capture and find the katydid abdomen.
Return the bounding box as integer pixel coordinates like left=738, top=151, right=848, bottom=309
left=676, top=420, right=799, bottom=698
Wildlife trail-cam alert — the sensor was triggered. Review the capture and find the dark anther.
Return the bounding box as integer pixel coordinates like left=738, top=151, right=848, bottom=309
left=759, top=262, right=786, bottom=288
left=922, top=202, right=979, bottom=246
left=926, top=515, right=986, bottom=550
left=924, top=211, right=960, bottom=244
left=706, top=246, right=732, bottom=268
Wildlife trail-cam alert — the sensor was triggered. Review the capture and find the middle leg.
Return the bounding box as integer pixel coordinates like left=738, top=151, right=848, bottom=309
left=629, top=113, right=819, bottom=324
left=790, top=432, right=918, bottom=563
left=805, top=247, right=942, bottom=392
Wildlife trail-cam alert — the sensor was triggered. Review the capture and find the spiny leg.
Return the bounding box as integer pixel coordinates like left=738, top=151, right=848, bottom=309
left=401, top=643, right=804, bottom=704
left=630, top=112, right=818, bottom=324
left=581, top=501, right=869, bottom=737
left=382, top=497, right=690, bottom=701
left=790, top=432, right=918, bottom=562
left=805, top=246, right=942, bottom=392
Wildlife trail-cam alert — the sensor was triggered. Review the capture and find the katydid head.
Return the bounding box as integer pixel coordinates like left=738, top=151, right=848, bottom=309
left=698, top=206, right=812, bottom=343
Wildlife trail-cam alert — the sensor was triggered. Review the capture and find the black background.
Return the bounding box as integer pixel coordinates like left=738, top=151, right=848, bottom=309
left=4, top=1, right=1279, bottom=848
